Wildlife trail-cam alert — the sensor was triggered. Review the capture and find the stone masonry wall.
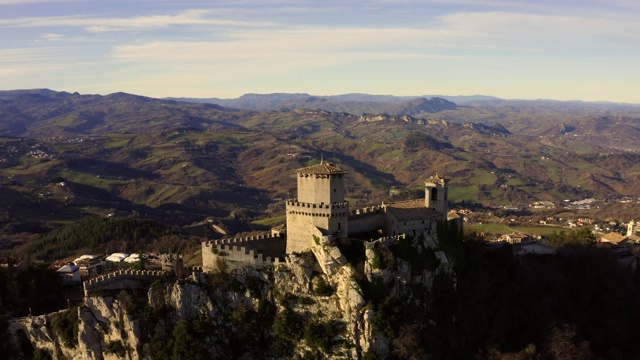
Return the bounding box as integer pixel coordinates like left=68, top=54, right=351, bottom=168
left=202, top=235, right=286, bottom=272
left=83, top=269, right=168, bottom=296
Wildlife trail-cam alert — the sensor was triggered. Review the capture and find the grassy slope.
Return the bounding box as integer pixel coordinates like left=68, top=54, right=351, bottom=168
left=1, top=92, right=640, bottom=231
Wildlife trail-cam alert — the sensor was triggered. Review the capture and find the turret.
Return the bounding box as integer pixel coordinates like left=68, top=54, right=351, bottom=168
left=425, top=174, right=448, bottom=216
left=295, top=162, right=346, bottom=204
left=286, top=162, right=349, bottom=253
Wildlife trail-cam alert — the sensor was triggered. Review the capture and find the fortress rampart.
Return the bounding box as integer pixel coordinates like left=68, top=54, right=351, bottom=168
left=83, top=269, right=169, bottom=296
left=348, top=205, right=387, bottom=235
left=365, top=234, right=407, bottom=249
left=202, top=234, right=286, bottom=272
left=348, top=205, right=386, bottom=220
left=286, top=200, right=349, bottom=218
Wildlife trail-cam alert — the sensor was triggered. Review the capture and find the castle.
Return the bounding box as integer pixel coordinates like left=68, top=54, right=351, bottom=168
left=202, top=162, right=458, bottom=272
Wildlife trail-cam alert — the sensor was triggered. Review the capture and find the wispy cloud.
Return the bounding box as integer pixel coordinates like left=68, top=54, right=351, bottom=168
left=438, top=11, right=640, bottom=40
left=0, top=9, right=275, bottom=32
left=40, top=33, right=63, bottom=41
left=110, top=11, right=640, bottom=66
left=0, top=47, right=59, bottom=62
left=0, top=0, right=75, bottom=4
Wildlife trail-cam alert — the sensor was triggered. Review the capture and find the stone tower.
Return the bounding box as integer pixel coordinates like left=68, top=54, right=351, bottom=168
left=425, top=174, right=448, bottom=216
left=628, top=220, right=636, bottom=237
left=286, top=162, right=349, bottom=254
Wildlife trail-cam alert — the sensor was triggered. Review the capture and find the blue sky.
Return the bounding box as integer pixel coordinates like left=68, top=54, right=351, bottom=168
left=1, top=0, right=640, bottom=102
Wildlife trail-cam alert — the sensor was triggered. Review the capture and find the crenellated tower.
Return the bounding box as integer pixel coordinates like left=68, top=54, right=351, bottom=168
left=425, top=174, right=448, bottom=217
left=286, top=162, right=349, bottom=253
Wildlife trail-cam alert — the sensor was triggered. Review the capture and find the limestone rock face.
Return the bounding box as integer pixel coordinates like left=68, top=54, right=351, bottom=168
left=276, top=253, right=313, bottom=294
left=163, top=281, right=214, bottom=319
left=17, top=295, right=142, bottom=360
left=21, top=314, right=60, bottom=358
left=15, top=233, right=454, bottom=360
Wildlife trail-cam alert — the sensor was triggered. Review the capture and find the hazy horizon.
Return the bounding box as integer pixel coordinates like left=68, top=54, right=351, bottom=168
left=2, top=1, right=640, bottom=103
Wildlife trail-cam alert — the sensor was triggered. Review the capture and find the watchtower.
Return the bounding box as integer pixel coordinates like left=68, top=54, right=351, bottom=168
left=425, top=174, right=448, bottom=216
left=628, top=220, right=637, bottom=237
left=286, top=162, right=349, bottom=253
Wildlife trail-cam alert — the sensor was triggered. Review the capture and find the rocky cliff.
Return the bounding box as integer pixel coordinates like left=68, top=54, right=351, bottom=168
left=11, top=232, right=454, bottom=359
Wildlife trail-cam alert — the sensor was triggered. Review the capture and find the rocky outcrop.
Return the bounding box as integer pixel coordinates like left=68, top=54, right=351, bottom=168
left=14, top=233, right=454, bottom=359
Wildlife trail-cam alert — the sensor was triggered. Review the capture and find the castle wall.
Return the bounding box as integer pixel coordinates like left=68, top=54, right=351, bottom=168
left=83, top=269, right=168, bottom=296
left=286, top=201, right=349, bottom=253
left=348, top=207, right=386, bottom=236
left=202, top=236, right=286, bottom=273
left=389, top=218, right=437, bottom=237
left=205, top=235, right=286, bottom=256
left=297, top=174, right=345, bottom=204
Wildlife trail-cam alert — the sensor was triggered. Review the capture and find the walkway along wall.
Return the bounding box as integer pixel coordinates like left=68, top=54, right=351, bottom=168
left=82, top=269, right=169, bottom=297
left=202, top=234, right=286, bottom=272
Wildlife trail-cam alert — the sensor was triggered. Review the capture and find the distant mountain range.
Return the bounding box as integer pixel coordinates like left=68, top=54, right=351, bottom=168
left=1, top=89, right=640, bottom=232
left=167, top=93, right=497, bottom=111
left=167, top=92, right=640, bottom=113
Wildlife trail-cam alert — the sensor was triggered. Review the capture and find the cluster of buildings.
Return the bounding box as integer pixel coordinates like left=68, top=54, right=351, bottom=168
left=46, top=253, right=180, bottom=285
left=597, top=220, right=640, bottom=245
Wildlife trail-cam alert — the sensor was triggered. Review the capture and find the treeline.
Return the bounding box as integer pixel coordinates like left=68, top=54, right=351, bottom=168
left=26, top=217, right=176, bottom=260
left=386, top=235, right=640, bottom=359
left=0, top=265, right=64, bottom=316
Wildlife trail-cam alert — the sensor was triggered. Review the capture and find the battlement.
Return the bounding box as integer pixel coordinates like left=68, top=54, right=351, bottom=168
left=366, top=234, right=407, bottom=248
left=349, top=205, right=386, bottom=219
left=82, top=269, right=169, bottom=296
left=205, top=233, right=284, bottom=247
left=202, top=234, right=287, bottom=272
left=286, top=200, right=349, bottom=209
left=286, top=200, right=349, bottom=219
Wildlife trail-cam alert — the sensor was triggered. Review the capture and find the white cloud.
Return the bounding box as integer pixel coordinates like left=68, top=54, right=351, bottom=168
left=0, top=47, right=58, bottom=62
left=438, top=11, right=640, bottom=40
left=40, top=33, right=63, bottom=41
left=0, top=9, right=276, bottom=32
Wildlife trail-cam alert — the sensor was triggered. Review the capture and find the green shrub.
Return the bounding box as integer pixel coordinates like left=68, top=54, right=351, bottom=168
left=370, top=248, right=382, bottom=269
left=303, top=318, right=342, bottom=353
left=51, top=307, right=79, bottom=348
left=104, top=340, right=127, bottom=357
left=372, top=296, right=401, bottom=339
left=33, top=348, right=53, bottom=360
left=245, top=275, right=264, bottom=297
left=273, top=308, right=304, bottom=342
left=313, top=277, right=333, bottom=296
left=362, top=349, right=382, bottom=360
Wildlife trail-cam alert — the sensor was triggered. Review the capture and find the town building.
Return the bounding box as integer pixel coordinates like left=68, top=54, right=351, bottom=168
left=498, top=232, right=531, bottom=244
left=56, top=264, right=81, bottom=284
left=598, top=232, right=628, bottom=245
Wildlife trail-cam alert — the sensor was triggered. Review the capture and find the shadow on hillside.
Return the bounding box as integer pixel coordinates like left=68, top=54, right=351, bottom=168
left=335, top=153, right=401, bottom=188
left=66, top=158, right=159, bottom=180
left=69, top=182, right=229, bottom=225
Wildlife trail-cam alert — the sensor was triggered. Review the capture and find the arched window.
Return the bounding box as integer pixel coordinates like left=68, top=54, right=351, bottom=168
left=431, top=188, right=438, bottom=201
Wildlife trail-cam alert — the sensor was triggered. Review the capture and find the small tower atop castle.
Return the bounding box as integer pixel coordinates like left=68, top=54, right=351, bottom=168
left=425, top=174, right=448, bottom=216
left=295, top=162, right=347, bottom=204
